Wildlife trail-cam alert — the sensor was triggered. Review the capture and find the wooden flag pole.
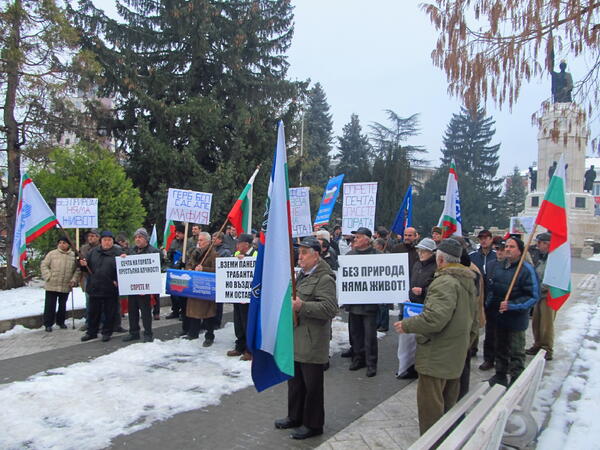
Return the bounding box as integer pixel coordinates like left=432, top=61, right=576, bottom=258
left=182, top=222, right=189, bottom=265
left=75, top=228, right=80, bottom=251
left=289, top=234, right=298, bottom=327
left=198, top=219, right=230, bottom=267
left=501, top=225, right=539, bottom=310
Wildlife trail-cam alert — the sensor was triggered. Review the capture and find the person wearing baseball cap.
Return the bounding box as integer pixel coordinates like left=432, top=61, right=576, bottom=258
left=274, top=236, right=337, bottom=439
left=526, top=232, right=555, bottom=360
left=469, top=229, right=498, bottom=371
left=345, top=227, right=380, bottom=377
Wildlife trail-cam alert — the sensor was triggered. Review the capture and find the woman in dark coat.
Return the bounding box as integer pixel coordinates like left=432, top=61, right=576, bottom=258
left=409, top=238, right=437, bottom=304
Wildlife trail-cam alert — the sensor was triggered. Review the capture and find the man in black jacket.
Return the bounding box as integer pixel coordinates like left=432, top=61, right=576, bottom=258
left=80, top=231, right=121, bottom=342
left=123, top=228, right=161, bottom=343
left=166, top=224, right=186, bottom=320
left=346, top=227, right=380, bottom=377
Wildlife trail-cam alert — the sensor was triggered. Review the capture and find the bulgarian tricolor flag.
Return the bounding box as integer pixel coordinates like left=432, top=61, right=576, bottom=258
left=535, top=155, right=571, bottom=310
left=163, top=219, right=175, bottom=251
left=227, top=166, right=260, bottom=234
left=11, top=172, right=59, bottom=275
left=439, top=160, right=463, bottom=238
left=247, top=121, right=294, bottom=392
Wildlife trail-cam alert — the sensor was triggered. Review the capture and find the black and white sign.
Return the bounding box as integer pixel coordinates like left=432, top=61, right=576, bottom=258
left=116, top=253, right=162, bottom=296
left=56, top=198, right=98, bottom=228
left=215, top=256, right=257, bottom=303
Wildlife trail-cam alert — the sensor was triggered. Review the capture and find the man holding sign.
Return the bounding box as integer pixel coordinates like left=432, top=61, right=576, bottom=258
left=123, top=228, right=162, bottom=343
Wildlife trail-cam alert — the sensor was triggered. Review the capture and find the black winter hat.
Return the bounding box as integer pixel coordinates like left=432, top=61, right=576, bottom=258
left=100, top=230, right=114, bottom=239
left=437, top=238, right=463, bottom=258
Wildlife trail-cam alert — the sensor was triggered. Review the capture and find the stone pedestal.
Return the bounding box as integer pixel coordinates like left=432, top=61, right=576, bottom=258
left=524, top=102, right=599, bottom=254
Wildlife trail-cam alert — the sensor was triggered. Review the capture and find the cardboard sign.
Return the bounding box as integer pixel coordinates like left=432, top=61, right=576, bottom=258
left=165, top=269, right=216, bottom=300
left=314, top=174, right=344, bottom=226
left=289, top=187, right=312, bottom=238
left=56, top=198, right=98, bottom=228
left=116, top=253, right=162, bottom=295
left=509, top=216, right=536, bottom=234
left=337, top=253, right=409, bottom=305
left=215, top=256, right=256, bottom=303
left=165, top=188, right=212, bottom=224
left=341, top=182, right=377, bottom=235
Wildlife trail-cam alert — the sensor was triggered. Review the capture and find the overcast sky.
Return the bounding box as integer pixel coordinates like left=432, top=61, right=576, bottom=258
left=94, top=0, right=596, bottom=177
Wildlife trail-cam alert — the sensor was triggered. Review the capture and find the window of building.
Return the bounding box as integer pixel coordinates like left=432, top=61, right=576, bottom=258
left=531, top=196, right=539, bottom=207
left=575, top=197, right=586, bottom=208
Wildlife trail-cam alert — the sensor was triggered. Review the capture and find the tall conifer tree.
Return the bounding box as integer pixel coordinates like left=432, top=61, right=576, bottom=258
left=335, top=114, right=371, bottom=183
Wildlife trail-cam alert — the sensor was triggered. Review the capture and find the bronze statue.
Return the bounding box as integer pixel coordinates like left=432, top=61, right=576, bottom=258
left=551, top=60, right=574, bottom=103
left=584, top=166, right=596, bottom=192
left=529, top=166, right=537, bottom=191
left=548, top=161, right=557, bottom=179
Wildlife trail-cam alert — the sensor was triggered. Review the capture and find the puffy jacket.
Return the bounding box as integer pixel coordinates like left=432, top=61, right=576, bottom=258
left=295, top=259, right=338, bottom=364
left=85, top=245, right=121, bottom=297
left=41, top=248, right=81, bottom=293
left=409, top=255, right=437, bottom=303
left=402, top=264, right=478, bottom=379
left=487, top=259, right=540, bottom=331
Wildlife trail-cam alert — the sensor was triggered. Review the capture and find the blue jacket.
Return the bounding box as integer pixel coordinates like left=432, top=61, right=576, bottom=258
left=469, top=248, right=497, bottom=297
left=486, top=259, right=540, bottom=331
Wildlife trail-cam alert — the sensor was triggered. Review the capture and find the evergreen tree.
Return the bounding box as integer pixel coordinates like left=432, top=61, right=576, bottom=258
left=412, top=168, right=447, bottom=235
left=502, top=167, right=527, bottom=222
left=71, top=0, right=303, bottom=229
left=370, top=111, right=426, bottom=227
left=335, top=114, right=371, bottom=183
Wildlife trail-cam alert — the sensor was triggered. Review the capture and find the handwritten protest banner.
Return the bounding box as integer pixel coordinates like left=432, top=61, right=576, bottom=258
left=509, top=216, right=536, bottom=234
left=116, top=253, right=162, bottom=296
left=166, top=269, right=216, bottom=300
left=289, top=187, right=312, bottom=238
left=215, top=256, right=257, bottom=303
left=341, top=182, right=377, bottom=235
left=165, top=188, right=212, bottom=224
left=56, top=198, right=98, bottom=228
left=337, top=253, right=409, bottom=305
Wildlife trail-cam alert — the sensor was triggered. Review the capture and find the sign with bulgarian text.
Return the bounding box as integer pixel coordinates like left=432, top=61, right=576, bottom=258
left=56, top=198, right=98, bottom=228
left=314, top=174, right=344, bottom=226
left=215, top=256, right=257, bottom=303
left=116, top=253, right=162, bottom=296
left=166, top=269, right=216, bottom=300
left=337, top=253, right=409, bottom=305
left=165, top=188, right=212, bottom=224
left=289, top=187, right=312, bottom=238
left=341, top=182, right=377, bottom=235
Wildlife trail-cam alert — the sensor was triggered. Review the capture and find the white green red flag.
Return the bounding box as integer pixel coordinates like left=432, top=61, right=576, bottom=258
left=150, top=224, right=158, bottom=248
left=535, top=155, right=571, bottom=310
left=247, top=121, right=294, bottom=392
left=11, top=172, right=59, bottom=275
left=227, top=167, right=260, bottom=234
left=438, top=160, right=462, bottom=238
left=163, top=219, right=175, bottom=250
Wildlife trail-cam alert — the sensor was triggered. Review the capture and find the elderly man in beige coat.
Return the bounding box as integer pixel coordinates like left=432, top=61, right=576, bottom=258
left=41, top=236, right=81, bottom=331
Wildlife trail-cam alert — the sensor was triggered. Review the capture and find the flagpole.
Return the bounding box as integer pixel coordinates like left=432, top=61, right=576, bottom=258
left=198, top=218, right=229, bottom=267
left=288, top=233, right=298, bottom=327
left=182, top=222, right=189, bottom=264
left=500, top=224, right=539, bottom=310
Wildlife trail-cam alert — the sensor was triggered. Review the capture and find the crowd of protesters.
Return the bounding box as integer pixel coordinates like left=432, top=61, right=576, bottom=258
left=40, top=220, right=551, bottom=439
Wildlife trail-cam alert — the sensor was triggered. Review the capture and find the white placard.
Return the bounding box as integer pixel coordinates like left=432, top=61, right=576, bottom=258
left=56, top=198, right=98, bottom=228
left=290, top=187, right=312, bottom=238
left=215, top=256, right=257, bottom=303
left=341, top=182, right=377, bottom=235
left=337, top=253, right=409, bottom=305
left=165, top=188, right=212, bottom=224
left=116, top=253, right=162, bottom=296
left=509, top=216, right=536, bottom=234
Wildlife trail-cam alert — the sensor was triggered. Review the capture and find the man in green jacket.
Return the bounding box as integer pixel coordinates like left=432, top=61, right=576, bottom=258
left=394, top=238, right=478, bottom=435
left=275, top=236, right=338, bottom=440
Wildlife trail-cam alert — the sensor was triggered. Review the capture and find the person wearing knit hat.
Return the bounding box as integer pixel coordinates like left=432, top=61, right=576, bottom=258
left=123, top=227, right=162, bottom=343
left=430, top=226, right=443, bottom=245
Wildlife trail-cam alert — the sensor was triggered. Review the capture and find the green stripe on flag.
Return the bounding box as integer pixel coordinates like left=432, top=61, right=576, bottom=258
left=273, top=283, right=295, bottom=377
left=25, top=216, right=57, bottom=240
left=544, top=174, right=566, bottom=208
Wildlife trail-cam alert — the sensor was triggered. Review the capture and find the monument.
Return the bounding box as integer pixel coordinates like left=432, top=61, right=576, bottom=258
left=523, top=62, right=599, bottom=255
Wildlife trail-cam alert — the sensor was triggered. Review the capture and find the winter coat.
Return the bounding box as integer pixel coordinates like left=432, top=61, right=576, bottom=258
left=535, top=253, right=550, bottom=299
left=322, top=249, right=339, bottom=271
left=469, top=263, right=486, bottom=328
left=409, top=255, right=437, bottom=303
left=390, top=242, right=418, bottom=277
left=85, top=245, right=121, bottom=298
left=345, top=246, right=380, bottom=315
left=215, top=244, right=232, bottom=258
left=487, top=259, right=540, bottom=331
left=402, top=263, right=478, bottom=380
left=79, top=242, right=99, bottom=290
left=468, top=248, right=497, bottom=297
left=185, top=246, right=217, bottom=319
left=41, top=248, right=81, bottom=293
left=167, top=238, right=184, bottom=269
left=295, top=259, right=338, bottom=364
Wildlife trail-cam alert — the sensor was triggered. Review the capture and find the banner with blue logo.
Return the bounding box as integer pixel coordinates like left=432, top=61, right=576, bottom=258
left=166, top=269, right=216, bottom=300
left=314, top=174, right=345, bottom=226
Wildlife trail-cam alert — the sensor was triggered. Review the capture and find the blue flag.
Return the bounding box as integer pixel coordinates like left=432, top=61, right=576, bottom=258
left=314, top=174, right=345, bottom=226
left=390, top=185, right=412, bottom=237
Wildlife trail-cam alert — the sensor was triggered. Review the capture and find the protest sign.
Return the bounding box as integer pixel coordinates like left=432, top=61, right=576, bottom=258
left=341, top=182, right=377, bottom=235
left=116, top=253, right=162, bottom=296
left=337, top=253, right=409, bottom=305
left=289, top=187, right=312, bottom=238
left=314, top=174, right=344, bottom=226
left=56, top=198, right=98, bottom=228
left=165, top=188, right=212, bottom=224
left=510, top=216, right=536, bottom=234
left=166, top=269, right=216, bottom=300
left=215, top=256, right=257, bottom=303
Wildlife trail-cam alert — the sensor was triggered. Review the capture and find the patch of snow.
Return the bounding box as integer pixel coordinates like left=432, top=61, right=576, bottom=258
left=588, top=254, right=600, bottom=261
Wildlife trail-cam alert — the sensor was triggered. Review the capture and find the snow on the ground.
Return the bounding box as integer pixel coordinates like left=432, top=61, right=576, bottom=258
left=0, top=274, right=168, bottom=321
left=535, top=293, right=600, bottom=449
left=588, top=253, right=600, bottom=261
left=0, top=316, right=370, bottom=450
